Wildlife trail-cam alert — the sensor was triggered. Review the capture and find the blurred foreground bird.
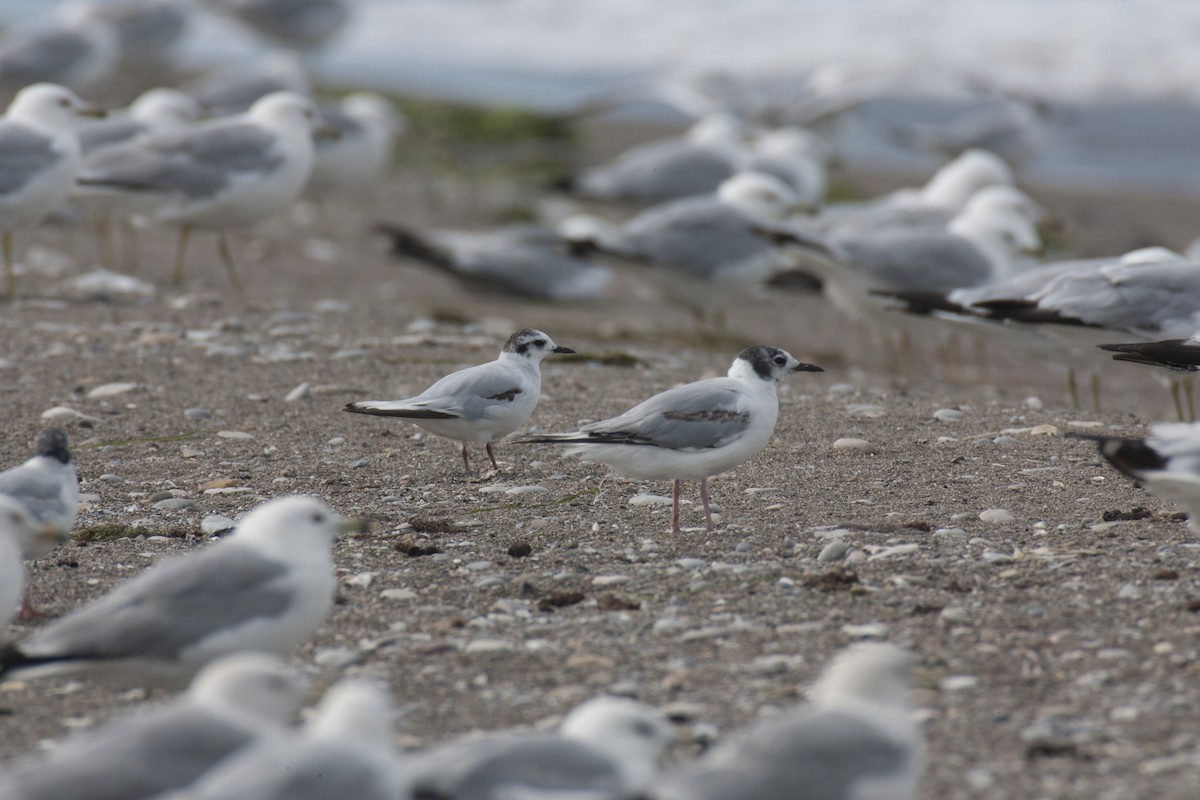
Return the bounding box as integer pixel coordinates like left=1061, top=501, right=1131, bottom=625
left=0, top=653, right=310, bottom=800
left=524, top=346, right=822, bottom=533
left=647, top=643, right=921, bottom=800
left=165, top=678, right=404, bottom=800
left=0, top=428, right=79, bottom=619
left=0, top=495, right=343, bottom=687
left=346, top=329, right=574, bottom=475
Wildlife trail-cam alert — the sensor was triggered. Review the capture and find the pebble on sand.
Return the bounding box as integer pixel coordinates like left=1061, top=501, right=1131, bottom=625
left=832, top=437, right=875, bottom=453
left=979, top=508, right=1016, bottom=524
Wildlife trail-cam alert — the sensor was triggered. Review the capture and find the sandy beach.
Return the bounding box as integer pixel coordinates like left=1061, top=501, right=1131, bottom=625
left=0, top=115, right=1198, bottom=799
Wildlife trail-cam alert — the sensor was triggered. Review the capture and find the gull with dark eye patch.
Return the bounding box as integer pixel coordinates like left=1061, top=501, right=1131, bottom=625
left=345, top=329, right=574, bottom=475
left=523, top=345, right=822, bottom=532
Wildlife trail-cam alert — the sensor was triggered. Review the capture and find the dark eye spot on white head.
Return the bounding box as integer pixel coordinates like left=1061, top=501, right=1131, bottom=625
left=311, top=512, right=325, bottom=524
left=58, top=97, right=70, bottom=108
left=630, top=719, right=658, bottom=739
left=533, top=339, right=546, bottom=348
left=773, top=355, right=786, bottom=366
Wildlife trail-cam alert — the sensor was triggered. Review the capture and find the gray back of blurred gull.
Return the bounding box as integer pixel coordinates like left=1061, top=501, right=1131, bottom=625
left=0, top=496, right=343, bottom=687
left=207, top=0, right=351, bottom=50
left=377, top=222, right=613, bottom=301
left=168, top=679, right=404, bottom=800
left=570, top=113, right=746, bottom=203
left=0, top=653, right=308, bottom=800
left=408, top=696, right=675, bottom=800
left=648, top=643, right=921, bottom=800
left=308, top=92, right=406, bottom=197
left=0, top=8, right=117, bottom=95
left=0, top=498, right=38, bottom=631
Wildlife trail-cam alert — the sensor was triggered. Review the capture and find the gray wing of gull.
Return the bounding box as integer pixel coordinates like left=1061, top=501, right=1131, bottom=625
left=79, top=121, right=282, bottom=200
left=1, top=706, right=253, bottom=800
left=578, top=139, right=738, bottom=202
left=830, top=228, right=993, bottom=291
left=651, top=710, right=912, bottom=800
left=174, top=734, right=396, bottom=800
left=355, top=360, right=530, bottom=421
left=0, top=463, right=72, bottom=529
left=20, top=542, right=293, bottom=662
left=410, top=734, right=624, bottom=800
left=0, top=30, right=92, bottom=85
left=1034, top=259, right=1200, bottom=331
left=430, top=227, right=612, bottom=300
left=79, top=117, right=147, bottom=155
left=605, top=197, right=772, bottom=280
left=579, top=378, right=753, bottom=451
left=0, top=124, right=62, bottom=198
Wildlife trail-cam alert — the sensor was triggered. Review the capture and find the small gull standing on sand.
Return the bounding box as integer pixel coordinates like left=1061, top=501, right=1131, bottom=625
left=0, top=495, right=344, bottom=687
left=167, top=678, right=404, bottom=800
left=0, top=653, right=310, bottom=800
left=0, top=428, right=79, bottom=619
left=76, top=91, right=329, bottom=291
left=647, top=643, right=921, bottom=800
left=345, top=329, right=575, bottom=474
left=408, top=696, right=676, bottom=800
left=0, top=83, right=100, bottom=298
left=524, top=346, right=822, bottom=533
left=376, top=221, right=613, bottom=302
left=1077, top=423, right=1200, bottom=529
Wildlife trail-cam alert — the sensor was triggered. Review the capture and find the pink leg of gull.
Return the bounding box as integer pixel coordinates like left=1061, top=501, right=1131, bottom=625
left=671, top=479, right=682, bottom=534
left=700, top=477, right=715, bottom=533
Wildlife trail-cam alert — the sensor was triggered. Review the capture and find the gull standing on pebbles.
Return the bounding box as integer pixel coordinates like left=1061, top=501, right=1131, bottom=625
left=524, top=346, right=822, bottom=533
left=0, top=83, right=100, bottom=298
left=1077, top=423, right=1200, bottom=529
left=0, top=653, right=310, bottom=800
left=345, top=329, right=575, bottom=475
left=0, top=428, right=79, bottom=619
left=76, top=91, right=330, bottom=291
left=0, top=495, right=344, bottom=687
left=168, top=678, right=404, bottom=800
left=408, top=695, right=676, bottom=800
left=648, top=643, right=921, bottom=800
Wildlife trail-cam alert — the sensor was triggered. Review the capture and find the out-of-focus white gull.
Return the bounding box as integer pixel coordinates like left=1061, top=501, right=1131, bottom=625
left=579, top=171, right=807, bottom=321
left=0, top=653, right=309, bottom=800
left=745, top=127, right=828, bottom=211
left=648, top=643, right=921, bottom=800
left=345, top=329, right=574, bottom=475
left=0, top=83, right=99, bottom=298
left=815, top=149, right=1014, bottom=233
left=92, top=0, right=190, bottom=71
left=1079, top=422, right=1200, bottom=529
left=0, top=495, right=343, bottom=687
left=185, top=52, right=311, bottom=114
left=524, top=346, right=822, bottom=533
left=567, top=113, right=747, bottom=203
left=889, top=96, right=1046, bottom=167
left=0, top=428, right=79, bottom=620
left=79, top=88, right=201, bottom=156
left=205, top=0, right=351, bottom=51
left=376, top=222, right=613, bottom=301
left=0, top=5, right=118, bottom=95
left=408, top=696, right=676, bottom=800
left=306, top=92, right=406, bottom=199
left=167, top=678, right=404, bottom=800
left=0, top=498, right=41, bottom=631
left=77, top=91, right=328, bottom=290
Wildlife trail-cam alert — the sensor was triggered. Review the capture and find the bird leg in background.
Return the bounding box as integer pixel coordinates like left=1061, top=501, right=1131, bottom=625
left=92, top=211, right=114, bottom=269
left=460, top=443, right=471, bottom=475
left=2, top=231, right=12, bottom=299
left=1089, top=371, right=1101, bottom=413
left=18, top=589, right=43, bottom=621
left=1066, top=367, right=1080, bottom=411
left=119, top=217, right=140, bottom=274
left=216, top=233, right=244, bottom=294
left=1169, top=378, right=1185, bottom=422
left=671, top=479, right=682, bottom=534
left=972, top=334, right=991, bottom=383
left=171, top=223, right=193, bottom=284
left=1187, top=379, right=1196, bottom=423
left=485, top=442, right=499, bottom=470
left=700, top=478, right=716, bottom=533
